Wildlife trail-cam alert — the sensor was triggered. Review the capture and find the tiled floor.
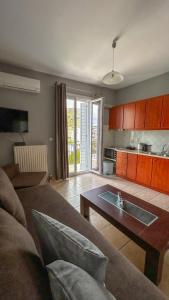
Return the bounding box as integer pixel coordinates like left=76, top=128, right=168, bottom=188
left=51, top=173, right=169, bottom=297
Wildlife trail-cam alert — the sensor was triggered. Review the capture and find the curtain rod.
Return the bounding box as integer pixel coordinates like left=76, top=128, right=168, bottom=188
left=66, top=86, right=101, bottom=94
left=66, top=86, right=103, bottom=98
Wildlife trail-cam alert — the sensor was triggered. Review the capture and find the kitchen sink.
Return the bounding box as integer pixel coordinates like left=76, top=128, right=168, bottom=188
left=99, top=191, right=158, bottom=226
left=159, top=153, right=169, bottom=157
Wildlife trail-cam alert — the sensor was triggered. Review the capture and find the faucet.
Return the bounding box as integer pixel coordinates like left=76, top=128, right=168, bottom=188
left=161, top=144, right=169, bottom=156
left=117, top=191, right=124, bottom=209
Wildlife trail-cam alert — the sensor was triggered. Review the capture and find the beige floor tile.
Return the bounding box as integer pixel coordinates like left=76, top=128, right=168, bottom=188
left=72, top=184, right=98, bottom=194
left=74, top=206, right=80, bottom=213
left=159, top=262, right=169, bottom=296
left=111, top=181, right=145, bottom=195
left=71, top=173, right=98, bottom=186
left=89, top=208, right=97, bottom=215
left=90, top=213, right=111, bottom=231
left=164, top=250, right=169, bottom=267
left=134, top=188, right=161, bottom=202
left=120, top=241, right=145, bottom=272
left=119, top=185, right=145, bottom=196
left=149, top=194, right=169, bottom=211
left=100, top=224, right=130, bottom=249
left=67, top=195, right=80, bottom=207
left=57, top=189, right=77, bottom=199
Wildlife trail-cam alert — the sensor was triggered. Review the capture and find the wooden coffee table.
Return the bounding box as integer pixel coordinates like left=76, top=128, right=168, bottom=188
left=80, top=184, right=169, bottom=285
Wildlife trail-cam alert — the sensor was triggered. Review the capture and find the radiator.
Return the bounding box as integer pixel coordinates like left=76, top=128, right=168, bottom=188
left=14, top=145, right=48, bottom=172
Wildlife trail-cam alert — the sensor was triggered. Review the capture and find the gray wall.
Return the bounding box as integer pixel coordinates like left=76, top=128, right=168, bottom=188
left=0, top=63, right=115, bottom=174
left=115, top=71, right=169, bottom=104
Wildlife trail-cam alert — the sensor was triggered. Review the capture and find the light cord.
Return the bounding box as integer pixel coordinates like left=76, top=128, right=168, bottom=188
left=113, top=46, right=115, bottom=71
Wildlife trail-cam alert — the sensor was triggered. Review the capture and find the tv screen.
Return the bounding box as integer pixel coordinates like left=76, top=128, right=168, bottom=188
left=0, top=107, right=28, bottom=133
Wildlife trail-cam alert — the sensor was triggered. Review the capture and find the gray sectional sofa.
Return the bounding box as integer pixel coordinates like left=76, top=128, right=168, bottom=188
left=0, top=168, right=168, bottom=300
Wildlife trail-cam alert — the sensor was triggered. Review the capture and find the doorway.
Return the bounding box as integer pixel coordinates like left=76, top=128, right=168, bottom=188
left=67, top=95, right=103, bottom=176
left=91, top=99, right=103, bottom=173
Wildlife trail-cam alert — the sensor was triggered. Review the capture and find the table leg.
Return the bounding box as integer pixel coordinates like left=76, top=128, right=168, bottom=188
left=80, top=196, right=89, bottom=221
left=144, top=249, right=164, bottom=285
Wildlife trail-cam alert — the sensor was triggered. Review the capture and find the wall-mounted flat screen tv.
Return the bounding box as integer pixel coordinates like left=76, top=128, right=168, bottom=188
left=0, top=107, right=28, bottom=133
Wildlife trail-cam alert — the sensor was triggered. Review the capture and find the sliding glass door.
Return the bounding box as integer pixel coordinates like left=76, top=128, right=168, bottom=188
left=67, top=98, right=76, bottom=174
left=67, top=95, right=103, bottom=176
left=91, top=99, right=103, bottom=173
left=67, top=96, right=90, bottom=175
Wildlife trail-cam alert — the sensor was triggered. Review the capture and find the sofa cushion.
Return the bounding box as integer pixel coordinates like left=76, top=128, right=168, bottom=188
left=0, top=168, right=26, bottom=226
left=0, top=208, right=51, bottom=300
left=17, top=184, right=168, bottom=300
left=32, top=210, right=108, bottom=283
left=47, top=260, right=116, bottom=300
left=12, top=171, right=48, bottom=189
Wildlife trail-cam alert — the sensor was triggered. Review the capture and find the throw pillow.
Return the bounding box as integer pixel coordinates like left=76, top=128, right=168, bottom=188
left=47, top=260, right=116, bottom=300
left=32, top=210, right=108, bottom=283
left=0, top=168, right=26, bottom=226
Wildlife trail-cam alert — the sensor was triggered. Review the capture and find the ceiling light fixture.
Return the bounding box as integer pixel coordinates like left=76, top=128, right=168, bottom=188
left=102, top=37, right=124, bottom=85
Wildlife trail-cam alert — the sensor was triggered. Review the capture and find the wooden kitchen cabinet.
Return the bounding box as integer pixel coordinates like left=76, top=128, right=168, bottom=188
left=123, top=103, right=136, bottom=129
left=109, top=107, right=114, bottom=129
left=126, top=153, right=138, bottom=180
left=151, top=158, right=169, bottom=193
left=144, top=96, right=163, bottom=129
left=134, top=100, right=146, bottom=129
left=161, top=95, right=169, bottom=129
left=136, top=155, right=153, bottom=186
left=109, top=105, right=123, bottom=129
left=116, top=152, right=127, bottom=177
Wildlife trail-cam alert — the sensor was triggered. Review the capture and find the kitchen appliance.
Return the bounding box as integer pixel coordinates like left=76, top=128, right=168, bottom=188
left=104, top=147, right=117, bottom=160
left=137, top=143, right=145, bottom=151
left=137, top=143, right=152, bottom=152
left=103, top=147, right=117, bottom=175
left=144, top=144, right=152, bottom=152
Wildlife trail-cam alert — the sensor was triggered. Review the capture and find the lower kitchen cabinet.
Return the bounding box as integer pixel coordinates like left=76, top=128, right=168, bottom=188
left=126, top=153, right=138, bottom=180
left=116, top=151, right=169, bottom=194
left=136, top=155, right=153, bottom=186
left=116, top=152, right=127, bottom=177
left=151, top=158, right=169, bottom=193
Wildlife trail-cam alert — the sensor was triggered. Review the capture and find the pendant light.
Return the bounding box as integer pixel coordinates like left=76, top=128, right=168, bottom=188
left=102, top=38, right=124, bottom=85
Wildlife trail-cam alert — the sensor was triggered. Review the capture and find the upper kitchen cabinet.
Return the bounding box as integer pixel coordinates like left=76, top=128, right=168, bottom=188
left=134, top=100, right=146, bottom=129
left=109, top=107, right=115, bottom=129
left=161, top=95, right=169, bottom=129
left=109, top=105, right=123, bottom=130
left=144, top=96, right=163, bottom=129
left=123, top=103, right=136, bottom=130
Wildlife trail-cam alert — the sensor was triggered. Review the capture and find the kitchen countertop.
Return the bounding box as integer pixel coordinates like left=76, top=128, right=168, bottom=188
left=109, top=147, right=169, bottom=159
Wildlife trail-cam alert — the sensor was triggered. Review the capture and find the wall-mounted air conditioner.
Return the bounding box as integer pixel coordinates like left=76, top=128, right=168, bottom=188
left=0, top=72, right=40, bottom=93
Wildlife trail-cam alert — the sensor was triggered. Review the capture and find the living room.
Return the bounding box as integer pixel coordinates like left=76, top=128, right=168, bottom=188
left=0, top=1, right=169, bottom=300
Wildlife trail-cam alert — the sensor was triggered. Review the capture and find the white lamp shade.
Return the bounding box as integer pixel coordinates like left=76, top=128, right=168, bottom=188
left=102, top=70, right=124, bottom=85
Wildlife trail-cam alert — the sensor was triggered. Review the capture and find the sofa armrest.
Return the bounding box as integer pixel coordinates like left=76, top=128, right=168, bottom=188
left=2, top=163, right=20, bottom=179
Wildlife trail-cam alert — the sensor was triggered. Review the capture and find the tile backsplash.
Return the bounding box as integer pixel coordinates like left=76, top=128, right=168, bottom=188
left=103, top=127, right=169, bottom=152
left=112, top=130, right=169, bottom=152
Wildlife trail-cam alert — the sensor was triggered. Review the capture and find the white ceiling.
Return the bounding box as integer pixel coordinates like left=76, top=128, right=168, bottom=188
left=0, top=0, right=169, bottom=89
